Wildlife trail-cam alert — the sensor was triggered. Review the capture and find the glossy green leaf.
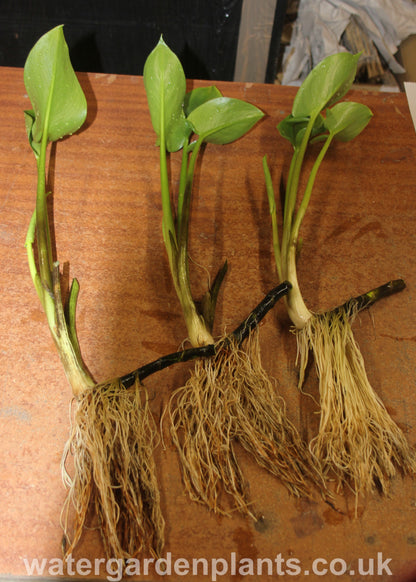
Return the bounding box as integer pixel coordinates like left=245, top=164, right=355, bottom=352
left=292, top=52, right=360, bottom=118
left=23, top=25, right=87, bottom=147
left=143, top=37, right=188, bottom=152
left=187, top=97, right=264, bottom=145
left=278, top=113, right=325, bottom=147
left=184, top=86, right=222, bottom=116
left=166, top=115, right=193, bottom=152
left=324, top=101, right=373, bottom=142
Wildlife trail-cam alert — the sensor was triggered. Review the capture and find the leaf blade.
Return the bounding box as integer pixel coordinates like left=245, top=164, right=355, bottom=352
left=324, top=102, right=373, bottom=142
left=292, top=52, right=360, bottom=118
left=23, top=25, right=87, bottom=146
left=143, top=36, right=189, bottom=152
left=184, top=85, right=223, bottom=116
left=187, top=97, right=264, bottom=145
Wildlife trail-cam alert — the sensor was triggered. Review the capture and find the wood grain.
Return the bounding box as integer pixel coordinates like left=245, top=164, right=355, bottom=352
left=1, top=66, right=416, bottom=581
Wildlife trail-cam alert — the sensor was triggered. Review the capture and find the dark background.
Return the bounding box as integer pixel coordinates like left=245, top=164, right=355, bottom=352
left=0, top=0, right=243, bottom=80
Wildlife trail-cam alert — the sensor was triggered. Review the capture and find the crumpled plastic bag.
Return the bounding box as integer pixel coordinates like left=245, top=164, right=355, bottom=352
left=281, top=0, right=416, bottom=85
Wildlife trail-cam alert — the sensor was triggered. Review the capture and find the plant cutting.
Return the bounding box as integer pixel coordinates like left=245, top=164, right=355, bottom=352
left=24, top=26, right=164, bottom=561
left=263, top=51, right=416, bottom=497
left=144, top=37, right=325, bottom=517
left=23, top=26, right=303, bottom=560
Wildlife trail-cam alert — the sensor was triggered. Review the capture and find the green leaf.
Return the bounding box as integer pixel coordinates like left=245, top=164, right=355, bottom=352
left=324, top=101, right=373, bottom=142
left=166, top=115, right=192, bottom=152
left=24, top=109, right=41, bottom=158
left=23, top=25, right=87, bottom=146
left=143, top=36, right=189, bottom=152
left=292, top=52, right=360, bottom=118
left=184, top=86, right=222, bottom=116
left=278, top=113, right=325, bottom=147
left=187, top=97, right=264, bottom=145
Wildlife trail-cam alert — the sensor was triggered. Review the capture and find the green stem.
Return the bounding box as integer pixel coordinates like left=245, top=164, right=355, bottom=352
left=290, top=133, right=334, bottom=244
left=177, top=136, right=203, bottom=246
left=176, top=136, right=213, bottom=346
left=28, top=149, right=94, bottom=395
left=159, top=126, right=212, bottom=346
left=285, top=133, right=334, bottom=328
left=29, top=86, right=93, bottom=394
left=35, top=105, right=56, bottom=329
left=281, top=147, right=299, bottom=259
left=159, top=90, right=177, bottom=267
left=281, top=112, right=323, bottom=262
left=177, top=140, right=190, bottom=237
left=281, top=114, right=321, bottom=328
left=263, top=156, right=282, bottom=281
left=25, top=210, right=44, bottom=305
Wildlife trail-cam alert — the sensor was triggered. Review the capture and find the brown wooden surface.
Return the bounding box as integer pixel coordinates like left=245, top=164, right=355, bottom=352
left=1, top=66, right=416, bottom=581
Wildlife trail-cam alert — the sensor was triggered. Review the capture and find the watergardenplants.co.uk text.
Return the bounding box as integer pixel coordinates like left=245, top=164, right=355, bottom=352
left=22, top=551, right=393, bottom=581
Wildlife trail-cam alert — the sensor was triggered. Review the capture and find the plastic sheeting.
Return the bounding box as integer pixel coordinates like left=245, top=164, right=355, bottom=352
left=281, top=0, right=416, bottom=85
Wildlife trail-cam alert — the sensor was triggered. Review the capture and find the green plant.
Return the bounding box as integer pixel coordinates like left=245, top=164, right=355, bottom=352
left=144, top=36, right=265, bottom=347
left=144, top=38, right=325, bottom=516
left=264, top=52, right=416, bottom=497
left=24, top=25, right=93, bottom=397
left=24, top=26, right=164, bottom=562
left=22, top=27, right=303, bottom=561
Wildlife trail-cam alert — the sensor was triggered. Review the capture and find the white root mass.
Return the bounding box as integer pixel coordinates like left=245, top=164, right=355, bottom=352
left=296, top=307, right=416, bottom=496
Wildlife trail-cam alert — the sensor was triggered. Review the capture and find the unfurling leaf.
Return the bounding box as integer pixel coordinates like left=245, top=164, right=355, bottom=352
left=24, top=109, right=41, bottom=158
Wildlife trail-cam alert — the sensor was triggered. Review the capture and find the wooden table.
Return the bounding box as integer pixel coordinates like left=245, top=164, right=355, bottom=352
left=1, top=66, right=416, bottom=581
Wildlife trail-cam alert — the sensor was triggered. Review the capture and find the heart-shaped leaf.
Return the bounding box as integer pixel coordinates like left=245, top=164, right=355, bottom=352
left=23, top=25, right=87, bottom=147
left=187, top=97, right=264, bottom=145
left=324, top=101, right=373, bottom=142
